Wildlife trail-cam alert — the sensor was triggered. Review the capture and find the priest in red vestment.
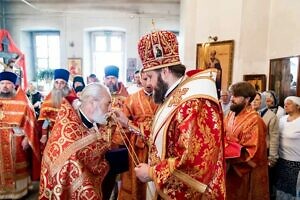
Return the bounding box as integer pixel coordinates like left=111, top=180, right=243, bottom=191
left=119, top=71, right=158, bottom=200
left=38, top=68, right=77, bottom=151
left=0, top=71, right=40, bottom=199
left=116, top=30, right=225, bottom=200
left=103, top=65, right=129, bottom=109
left=224, top=81, right=269, bottom=200
left=39, top=83, right=120, bottom=199
left=102, top=65, right=130, bottom=199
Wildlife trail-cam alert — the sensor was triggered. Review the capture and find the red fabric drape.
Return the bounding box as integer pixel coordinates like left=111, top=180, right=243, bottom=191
left=0, top=29, right=27, bottom=89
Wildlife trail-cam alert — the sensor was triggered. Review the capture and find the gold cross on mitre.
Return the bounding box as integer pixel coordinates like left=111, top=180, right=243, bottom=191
left=151, top=19, right=157, bottom=31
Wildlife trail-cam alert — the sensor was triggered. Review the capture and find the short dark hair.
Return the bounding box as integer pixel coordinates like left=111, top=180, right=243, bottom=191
left=230, top=81, right=257, bottom=102
left=153, top=64, right=186, bottom=78
left=88, top=74, right=97, bottom=78
left=168, top=64, right=186, bottom=78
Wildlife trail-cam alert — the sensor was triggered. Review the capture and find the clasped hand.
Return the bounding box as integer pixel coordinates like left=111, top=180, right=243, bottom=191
left=134, top=163, right=151, bottom=183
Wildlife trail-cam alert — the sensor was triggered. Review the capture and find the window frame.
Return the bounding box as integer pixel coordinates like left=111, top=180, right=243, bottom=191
left=90, top=30, right=125, bottom=81
left=32, top=31, right=60, bottom=71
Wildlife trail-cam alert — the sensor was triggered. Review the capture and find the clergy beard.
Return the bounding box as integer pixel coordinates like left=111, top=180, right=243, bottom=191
left=230, top=101, right=246, bottom=115
left=51, top=86, right=70, bottom=108
left=92, top=105, right=108, bottom=125
left=153, top=73, right=169, bottom=104
left=106, top=82, right=119, bottom=94
left=0, top=90, right=16, bottom=98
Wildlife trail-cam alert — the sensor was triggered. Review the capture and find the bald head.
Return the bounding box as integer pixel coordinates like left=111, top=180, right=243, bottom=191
left=220, top=90, right=230, bottom=104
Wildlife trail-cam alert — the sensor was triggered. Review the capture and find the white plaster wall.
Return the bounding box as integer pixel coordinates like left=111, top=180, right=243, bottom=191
left=195, top=0, right=243, bottom=85
left=180, top=0, right=243, bottom=74
left=180, top=0, right=273, bottom=86
left=4, top=0, right=300, bottom=86
left=179, top=0, right=197, bottom=69
left=268, top=0, right=300, bottom=59
left=236, top=0, right=271, bottom=82
left=181, top=0, right=300, bottom=88
left=4, top=3, right=179, bottom=82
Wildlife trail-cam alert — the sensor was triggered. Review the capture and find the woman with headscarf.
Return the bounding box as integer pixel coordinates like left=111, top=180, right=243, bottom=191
left=264, top=90, right=285, bottom=119
left=276, top=96, right=300, bottom=199
left=72, top=75, right=85, bottom=96
left=252, top=92, right=280, bottom=199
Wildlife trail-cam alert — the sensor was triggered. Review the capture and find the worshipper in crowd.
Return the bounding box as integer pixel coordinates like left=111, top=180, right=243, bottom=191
left=276, top=96, right=300, bottom=199
left=251, top=92, right=279, bottom=199
left=72, top=75, right=85, bottom=96
left=102, top=65, right=129, bottom=200
left=72, top=75, right=85, bottom=90
left=252, top=92, right=279, bottom=166
left=26, top=81, right=42, bottom=117
left=0, top=71, right=40, bottom=199
left=224, top=82, right=269, bottom=199
left=38, top=69, right=77, bottom=151
left=127, top=69, right=142, bottom=94
left=74, top=85, right=84, bottom=96
left=220, top=89, right=231, bottom=116
left=87, top=73, right=99, bottom=84
left=264, top=90, right=285, bottom=119
left=116, top=30, right=225, bottom=199
left=118, top=71, right=158, bottom=200
left=39, top=83, right=121, bottom=199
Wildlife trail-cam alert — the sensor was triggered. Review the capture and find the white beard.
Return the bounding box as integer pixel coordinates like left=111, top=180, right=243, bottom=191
left=92, top=106, right=108, bottom=125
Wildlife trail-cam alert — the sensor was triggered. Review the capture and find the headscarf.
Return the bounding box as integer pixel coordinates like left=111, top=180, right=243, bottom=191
left=284, top=96, right=300, bottom=106
left=263, top=90, right=279, bottom=108
left=258, top=92, right=268, bottom=117
left=72, top=76, right=85, bottom=90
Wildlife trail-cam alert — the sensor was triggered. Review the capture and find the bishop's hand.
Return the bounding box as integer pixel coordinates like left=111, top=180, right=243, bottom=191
left=112, top=109, right=129, bottom=128
left=134, top=163, right=152, bottom=183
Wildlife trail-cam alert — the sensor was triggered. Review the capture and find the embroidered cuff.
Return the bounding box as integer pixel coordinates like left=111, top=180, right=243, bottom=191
left=128, top=121, right=141, bottom=135
left=148, top=166, right=154, bottom=180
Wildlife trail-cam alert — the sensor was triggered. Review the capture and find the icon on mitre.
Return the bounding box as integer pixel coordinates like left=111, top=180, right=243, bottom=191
left=153, top=44, right=163, bottom=59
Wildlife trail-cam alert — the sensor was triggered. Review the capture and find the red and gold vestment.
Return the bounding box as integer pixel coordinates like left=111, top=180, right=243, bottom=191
left=119, top=89, right=158, bottom=200
left=38, top=90, right=77, bottom=134
left=38, top=93, right=60, bottom=132
left=0, top=88, right=40, bottom=199
left=110, top=82, right=129, bottom=110
left=39, top=99, right=115, bottom=200
left=38, top=90, right=77, bottom=154
left=224, top=106, right=269, bottom=200
left=99, top=82, right=129, bottom=199
left=148, top=70, right=226, bottom=200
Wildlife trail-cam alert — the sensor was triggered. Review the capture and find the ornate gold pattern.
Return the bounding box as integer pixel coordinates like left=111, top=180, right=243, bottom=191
left=39, top=100, right=111, bottom=200
left=0, top=88, right=38, bottom=199
left=168, top=88, right=189, bottom=107
left=149, top=98, right=225, bottom=199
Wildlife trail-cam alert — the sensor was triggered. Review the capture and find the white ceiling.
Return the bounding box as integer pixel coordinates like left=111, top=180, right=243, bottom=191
left=5, top=0, right=180, bottom=14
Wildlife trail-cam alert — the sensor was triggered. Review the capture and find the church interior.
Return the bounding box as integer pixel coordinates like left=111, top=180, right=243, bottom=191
left=0, top=0, right=299, bottom=103
left=0, top=0, right=299, bottom=199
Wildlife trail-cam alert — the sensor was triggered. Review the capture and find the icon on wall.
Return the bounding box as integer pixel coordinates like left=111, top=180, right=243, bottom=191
left=68, top=58, right=82, bottom=81
left=127, top=58, right=138, bottom=82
